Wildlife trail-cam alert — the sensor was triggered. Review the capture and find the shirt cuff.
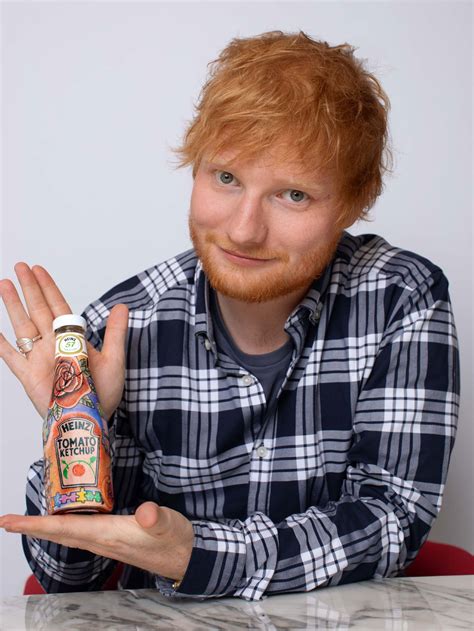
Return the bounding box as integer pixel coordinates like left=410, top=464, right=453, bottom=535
left=154, top=520, right=247, bottom=598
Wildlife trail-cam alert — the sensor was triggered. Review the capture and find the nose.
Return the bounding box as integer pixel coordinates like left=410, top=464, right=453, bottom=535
left=225, top=192, right=268, bottom=247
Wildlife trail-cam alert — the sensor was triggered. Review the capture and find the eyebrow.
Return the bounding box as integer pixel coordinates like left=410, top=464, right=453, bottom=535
left=204, top=160, right=328, bottom=193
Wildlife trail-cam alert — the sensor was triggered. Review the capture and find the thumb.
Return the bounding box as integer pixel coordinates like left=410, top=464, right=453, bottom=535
left=134, top=502, right=169, bottom=534
left=102, top=303, right=129, bottom=358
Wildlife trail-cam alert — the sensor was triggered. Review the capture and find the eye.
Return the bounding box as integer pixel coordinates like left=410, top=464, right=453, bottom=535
left=215, top=170, right=237, bottom=185
left=280, top=189, right=310, bottom=204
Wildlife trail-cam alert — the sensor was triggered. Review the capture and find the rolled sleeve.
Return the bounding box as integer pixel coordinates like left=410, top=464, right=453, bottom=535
left=156, top=516, right=279, bottom=599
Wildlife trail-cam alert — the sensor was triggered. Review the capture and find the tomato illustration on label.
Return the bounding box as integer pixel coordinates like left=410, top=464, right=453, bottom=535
left=61, top=457, right=97, bottom=480
left=72, top=463, right=86, bottom=476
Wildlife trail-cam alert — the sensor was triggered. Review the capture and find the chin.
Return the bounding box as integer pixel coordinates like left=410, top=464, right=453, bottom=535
left=204, top=264, right=321, bottom=303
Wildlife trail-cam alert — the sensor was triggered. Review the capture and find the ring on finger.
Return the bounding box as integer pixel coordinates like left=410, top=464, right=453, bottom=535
left=16, top=335, right=42, bottom=355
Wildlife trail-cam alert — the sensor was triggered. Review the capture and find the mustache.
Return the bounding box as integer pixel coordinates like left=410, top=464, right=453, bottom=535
left=204, top=232, right=288, bottom=262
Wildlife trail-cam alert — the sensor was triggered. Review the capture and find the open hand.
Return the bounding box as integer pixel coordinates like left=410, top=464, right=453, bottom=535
left=0, top=502, right=194, bottom=582
left=0, top=263, right=128, bottom=420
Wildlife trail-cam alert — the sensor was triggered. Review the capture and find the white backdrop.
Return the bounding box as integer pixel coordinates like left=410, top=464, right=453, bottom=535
left=1, top=1, right=472, bottom=597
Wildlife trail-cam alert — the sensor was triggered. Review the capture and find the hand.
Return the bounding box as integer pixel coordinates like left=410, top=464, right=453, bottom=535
left=0, top=262, right=129, bottom=420
left=0, top=502, right=194, bottom=582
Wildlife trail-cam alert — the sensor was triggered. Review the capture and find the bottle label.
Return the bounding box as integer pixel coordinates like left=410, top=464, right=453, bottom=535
left=54, top=417, right=100, bottom=488
left=56, top=332, right=85, bottom=356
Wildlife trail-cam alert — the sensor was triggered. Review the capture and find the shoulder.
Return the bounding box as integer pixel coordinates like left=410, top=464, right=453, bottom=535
left=81, top=249, right=199, bottom=342
left=336, top=231, right=446, bottom=290
left=334, top=232, right=451, bottom=326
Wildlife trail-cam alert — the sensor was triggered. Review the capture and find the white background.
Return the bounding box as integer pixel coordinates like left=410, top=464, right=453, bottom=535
left=1, top=1, right=472, bottom=597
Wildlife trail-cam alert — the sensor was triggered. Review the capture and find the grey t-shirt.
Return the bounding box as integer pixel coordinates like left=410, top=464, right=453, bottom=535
left=210, top=289, right=294, bottom=407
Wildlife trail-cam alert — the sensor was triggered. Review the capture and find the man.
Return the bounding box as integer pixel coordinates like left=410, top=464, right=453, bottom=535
left=0, top=31, right=460, bottom=600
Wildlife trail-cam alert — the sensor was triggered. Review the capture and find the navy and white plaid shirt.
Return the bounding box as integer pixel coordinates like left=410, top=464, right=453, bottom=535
left=23, top=231, right=460, bottom=600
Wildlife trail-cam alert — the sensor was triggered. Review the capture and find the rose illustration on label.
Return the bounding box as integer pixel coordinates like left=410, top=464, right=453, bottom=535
left=50, top=357, right=91, bottom=409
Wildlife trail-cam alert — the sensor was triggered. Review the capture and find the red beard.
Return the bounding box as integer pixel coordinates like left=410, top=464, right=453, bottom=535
left=189, top=217, right=341, bottom=304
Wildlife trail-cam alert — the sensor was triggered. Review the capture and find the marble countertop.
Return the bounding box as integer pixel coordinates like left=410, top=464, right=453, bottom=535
left=2, top=575, right=473, bottom=630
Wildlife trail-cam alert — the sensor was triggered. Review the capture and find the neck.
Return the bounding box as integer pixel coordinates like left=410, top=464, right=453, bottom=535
left=215, top=286, right=309, bottom=355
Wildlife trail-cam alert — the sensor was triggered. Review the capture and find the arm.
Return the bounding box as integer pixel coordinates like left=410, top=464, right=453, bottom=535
left=0, top=264, right=195, bottom=593
left=169, top=269, right=460, bottom=601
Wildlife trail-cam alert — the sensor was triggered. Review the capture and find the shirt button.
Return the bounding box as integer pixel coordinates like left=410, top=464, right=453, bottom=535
left=204, top=339, right=212, bottom=351
left=241, top=374, right=254, bottom=386
left=256, top=445, right=268, bottom=458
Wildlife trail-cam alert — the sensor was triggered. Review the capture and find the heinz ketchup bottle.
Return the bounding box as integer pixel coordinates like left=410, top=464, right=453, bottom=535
left=42, top=314, right=114, bottom=514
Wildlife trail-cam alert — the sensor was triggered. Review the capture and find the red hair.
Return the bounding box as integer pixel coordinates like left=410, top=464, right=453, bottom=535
left=171, top=30, right=393, bottom=227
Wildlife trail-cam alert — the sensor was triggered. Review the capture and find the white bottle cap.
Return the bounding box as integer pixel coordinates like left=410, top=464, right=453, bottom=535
left=53, top=314, right=87, bottom=331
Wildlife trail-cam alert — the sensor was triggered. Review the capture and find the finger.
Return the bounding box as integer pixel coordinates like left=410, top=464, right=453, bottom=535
left=0, top=332, right=27, bottom=381
left=134, top=502, right=169, bottom=534
left=86, top=304, right=128, bottom=362
left=0, top=513, right=69, bottom=541
left=0, top=277, right=39, bottom=340
left=30, top=265, right=71, bottom=319
left=0, top=513, right=110, bottom=547
left=102, top=304, right=129, bottom=359
left=0, top=516, right=88, bottom=552
left=0, top=513, right=132, bottom=561
left=13, top=262, right=59, bottom=336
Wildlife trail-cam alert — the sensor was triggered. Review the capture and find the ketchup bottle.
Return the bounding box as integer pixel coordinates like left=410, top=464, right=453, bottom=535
left=42, top=314, right=114, bottom=514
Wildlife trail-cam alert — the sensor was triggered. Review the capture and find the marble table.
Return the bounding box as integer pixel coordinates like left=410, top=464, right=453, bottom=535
left=1, top=575, right=473, bottom=629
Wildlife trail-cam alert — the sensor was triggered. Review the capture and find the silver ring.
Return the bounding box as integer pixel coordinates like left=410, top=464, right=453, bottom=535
left=16, top=335, right=42, bottom=355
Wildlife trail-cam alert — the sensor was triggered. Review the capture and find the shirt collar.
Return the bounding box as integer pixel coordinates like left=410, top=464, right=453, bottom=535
left=194, top=257, right=213, bottom=341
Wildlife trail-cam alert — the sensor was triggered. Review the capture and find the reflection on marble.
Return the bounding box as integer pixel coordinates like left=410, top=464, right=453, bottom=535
left=1, top=575, right=473, bottom=630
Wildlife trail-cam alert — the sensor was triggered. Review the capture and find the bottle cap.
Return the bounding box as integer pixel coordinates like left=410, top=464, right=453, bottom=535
left=53, top=314, right=87, bottom=331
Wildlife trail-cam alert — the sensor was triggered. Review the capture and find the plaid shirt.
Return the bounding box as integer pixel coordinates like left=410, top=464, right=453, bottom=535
left=23, top=231, right=460, bottom=600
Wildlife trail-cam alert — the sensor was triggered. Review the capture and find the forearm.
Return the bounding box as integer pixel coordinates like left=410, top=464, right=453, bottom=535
left=168, top=475, right=438, bottom=602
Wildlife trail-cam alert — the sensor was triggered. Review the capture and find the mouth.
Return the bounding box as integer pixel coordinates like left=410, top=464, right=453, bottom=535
left=222, top=248, right=269, bottom=261
left=219, top=247, right=274, bottom=265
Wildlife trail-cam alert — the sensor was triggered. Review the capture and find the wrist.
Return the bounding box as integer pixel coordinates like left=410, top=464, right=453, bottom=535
left=159, top=522, right=194, bottom=582
left=173, top=528, right=194, bottom=581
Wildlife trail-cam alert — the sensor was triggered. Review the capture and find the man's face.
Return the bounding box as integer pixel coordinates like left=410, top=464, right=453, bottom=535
left=189, top=149, right=347, bottom=303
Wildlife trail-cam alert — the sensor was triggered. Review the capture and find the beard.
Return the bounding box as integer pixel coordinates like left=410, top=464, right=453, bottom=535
left=189, top=216, right=342, bottom=304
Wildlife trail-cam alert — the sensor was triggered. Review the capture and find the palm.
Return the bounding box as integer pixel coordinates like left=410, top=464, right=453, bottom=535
left=20, top=331, right=56, bottom=418
left=0, top=263, right=128, bottom=422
